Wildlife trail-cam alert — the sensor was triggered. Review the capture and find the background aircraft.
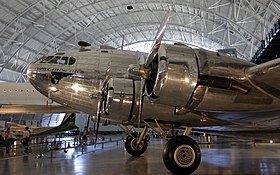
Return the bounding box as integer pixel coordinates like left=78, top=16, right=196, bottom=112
left=26, top=12, right=280, bottom=175
left=0, top=113, right=77, bottom=152
left=0, top=82, right=76, bottom=114
left=3, top=113, right=77, bottom=138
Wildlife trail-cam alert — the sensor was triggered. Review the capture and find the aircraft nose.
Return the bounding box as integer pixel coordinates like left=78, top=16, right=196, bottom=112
left=27, top=63, right=37, bottom=80
left=27, top=62, right=53, bottom=97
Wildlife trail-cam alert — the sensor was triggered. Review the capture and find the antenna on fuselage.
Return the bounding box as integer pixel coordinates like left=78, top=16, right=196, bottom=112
left=78, top=41, right=91, bottom=51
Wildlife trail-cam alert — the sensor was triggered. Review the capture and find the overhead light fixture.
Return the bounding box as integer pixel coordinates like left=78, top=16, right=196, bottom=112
left=34, top=24, right=44, bottom=28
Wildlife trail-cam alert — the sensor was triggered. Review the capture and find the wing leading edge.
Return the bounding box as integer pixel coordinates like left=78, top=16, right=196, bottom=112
left=247, top=57, right=280, bottom=99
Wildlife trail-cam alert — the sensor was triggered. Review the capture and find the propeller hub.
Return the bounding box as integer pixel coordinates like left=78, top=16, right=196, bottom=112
left=128, top=65, right=151, bottom=79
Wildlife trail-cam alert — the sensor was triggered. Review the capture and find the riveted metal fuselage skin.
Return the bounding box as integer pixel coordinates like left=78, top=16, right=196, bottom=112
left=27, top=44, right=280, bottom=126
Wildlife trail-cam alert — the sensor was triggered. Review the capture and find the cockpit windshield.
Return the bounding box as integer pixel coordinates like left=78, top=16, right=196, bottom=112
left=35, top=56, right=76, bottom=65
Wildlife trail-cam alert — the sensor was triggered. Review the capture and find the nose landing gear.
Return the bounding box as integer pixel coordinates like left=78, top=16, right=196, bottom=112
left=123, top=122, right=201, bottom=175
left=124, top=132, right=148, bottom=157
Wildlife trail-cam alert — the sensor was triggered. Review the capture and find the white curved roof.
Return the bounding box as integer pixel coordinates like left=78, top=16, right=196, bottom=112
left=0, top=0, right=279, bottom=82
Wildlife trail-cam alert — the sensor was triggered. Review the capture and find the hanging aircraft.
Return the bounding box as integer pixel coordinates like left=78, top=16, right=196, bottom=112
left=26, top=11, right=280, bottom=175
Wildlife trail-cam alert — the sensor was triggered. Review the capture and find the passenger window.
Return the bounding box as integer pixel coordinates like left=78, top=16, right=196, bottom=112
left=49, top=56, right=61, bottom=64
left=69, top=57, right=76, bottom=65
left=58, top=57, right=68, bottom=65
left=40, top=56, right=54, bottom=63
left=35, top=56, right=46, bottom=63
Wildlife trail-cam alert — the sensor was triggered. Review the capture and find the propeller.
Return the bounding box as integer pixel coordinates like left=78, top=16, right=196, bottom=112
left=144, top=11, right=170, bottom=68
left=129, top=11, right=170, bottom=79
left=129, top=11, right=171, bottom=129
left=94, top=99, right=102, bottom=147
left=94, top=68, right=111, bottom=147
left=136, top=51, right=145, bottom=66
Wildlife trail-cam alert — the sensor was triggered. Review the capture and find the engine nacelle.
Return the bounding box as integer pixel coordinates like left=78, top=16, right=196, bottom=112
left=146, top=44, right=198, bottom=107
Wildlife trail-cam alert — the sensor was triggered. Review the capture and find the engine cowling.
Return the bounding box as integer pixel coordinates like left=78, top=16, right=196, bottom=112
left=146, top=44, right=198, bottom=107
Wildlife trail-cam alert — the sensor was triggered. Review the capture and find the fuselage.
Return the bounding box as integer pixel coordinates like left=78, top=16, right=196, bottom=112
left=27, top=44, right=280, bottom=126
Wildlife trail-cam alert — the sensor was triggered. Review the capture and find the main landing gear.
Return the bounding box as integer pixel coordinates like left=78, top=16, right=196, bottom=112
left=163, top=136, right=201, bottom=175
left=124, top=125, right=201, bottom=175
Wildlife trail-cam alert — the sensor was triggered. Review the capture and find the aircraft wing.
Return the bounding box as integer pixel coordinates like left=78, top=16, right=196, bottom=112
left=7, top=121, right=27, bottom=128
left=193, top=127, right=280, bottom=141
left=190, top=109, right=280, bottom=141
left=7, top=121, right=43, bottom=133
left=197, top=110, right=280, bottom=128
left=247, top=57, right=280, bottom=99
left=0, top=104, right=76, bottom=114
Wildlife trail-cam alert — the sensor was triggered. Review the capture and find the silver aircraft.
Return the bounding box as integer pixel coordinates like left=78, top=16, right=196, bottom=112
left=27, top=12, right=280, bottom=175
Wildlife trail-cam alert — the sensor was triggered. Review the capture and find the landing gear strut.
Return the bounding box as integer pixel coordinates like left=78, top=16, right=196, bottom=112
left=124, top=132, right=148, bottom=157
left=124, top=125, right=149, bottom=156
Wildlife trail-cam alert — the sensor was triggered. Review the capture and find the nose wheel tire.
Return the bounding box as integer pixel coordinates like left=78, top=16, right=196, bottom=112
left=125, top=132, right=148, bottom=157
left=163, top=136, right=201, bottom=175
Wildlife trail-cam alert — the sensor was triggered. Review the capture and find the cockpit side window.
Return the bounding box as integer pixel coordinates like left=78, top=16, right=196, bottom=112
left=69, top=57, right=76, bottom=65
left=58, top=57, right=68, bottom=64
left=39, top=56, right=54, bottom=63
left=49, top=56, right=61, bottom=64
left=35, top=55, right=76, bottom=65
left=34, top=56, right=45, bottom=63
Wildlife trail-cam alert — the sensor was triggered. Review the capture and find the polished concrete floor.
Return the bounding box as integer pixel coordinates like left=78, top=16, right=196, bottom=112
left=0, top=138, right=279, bottom=175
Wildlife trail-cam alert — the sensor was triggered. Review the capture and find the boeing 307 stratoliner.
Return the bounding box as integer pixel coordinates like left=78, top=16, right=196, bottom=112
left=26, top=12, right=280, bottom=175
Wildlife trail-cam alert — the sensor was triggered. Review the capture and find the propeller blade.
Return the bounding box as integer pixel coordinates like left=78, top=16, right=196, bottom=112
left=94, top=100, right=102, bottom=147
left=128, top=12, right=171, bottom=134
left=94, top=115, right=100, bottom=147
left=145, top=11, right=171, bottom=68
left=137, top=78, right=145, bottom=129
left=136, top=51, right=145, bottom=66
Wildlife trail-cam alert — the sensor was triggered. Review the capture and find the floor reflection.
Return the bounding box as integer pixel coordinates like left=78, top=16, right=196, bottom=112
left=0, top=139, right=279, bottom=175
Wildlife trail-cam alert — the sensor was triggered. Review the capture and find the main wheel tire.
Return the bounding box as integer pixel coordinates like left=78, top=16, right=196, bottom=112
left=163, top=136, right=201, bottom=175
left=125, top=132, right=148, bottom=157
